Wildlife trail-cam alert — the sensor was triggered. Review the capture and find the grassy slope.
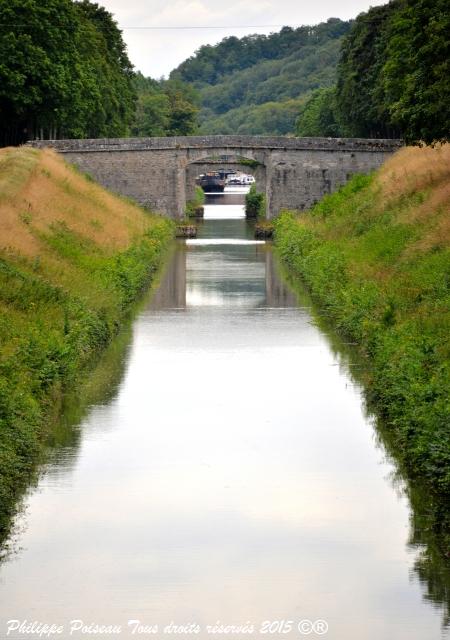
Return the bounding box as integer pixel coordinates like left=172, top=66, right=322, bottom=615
left=274, top=145, right=450, bottom=501
left=0, top=147, right=173, bottom=540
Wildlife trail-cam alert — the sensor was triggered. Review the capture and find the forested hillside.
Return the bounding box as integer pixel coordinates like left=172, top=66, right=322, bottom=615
left=170, top=19, right=351, bottom=135
left=168, top=0, right=448, bottom=143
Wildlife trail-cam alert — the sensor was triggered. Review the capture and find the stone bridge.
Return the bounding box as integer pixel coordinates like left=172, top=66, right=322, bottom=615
left=30, top=136, right=401, bottom=218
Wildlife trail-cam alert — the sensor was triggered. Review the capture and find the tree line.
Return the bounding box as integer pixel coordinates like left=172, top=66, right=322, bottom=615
left=0, top=0, right=198, bottom=146
left=0, top=0, right=135, bottom=145
left=297, top=0, right=449, bottom=144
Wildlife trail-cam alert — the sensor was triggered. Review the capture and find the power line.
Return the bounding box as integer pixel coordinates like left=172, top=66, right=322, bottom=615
left=121, top=25, right=293, bottom=30
left=0, top=23, right=296, bottom=30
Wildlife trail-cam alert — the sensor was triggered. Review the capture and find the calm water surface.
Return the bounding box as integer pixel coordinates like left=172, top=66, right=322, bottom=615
left=0, top=189, right=447, bottom=639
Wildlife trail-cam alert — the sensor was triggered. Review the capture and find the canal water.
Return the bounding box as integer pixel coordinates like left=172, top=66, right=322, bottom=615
left=0, top=189, right=447, bottom=639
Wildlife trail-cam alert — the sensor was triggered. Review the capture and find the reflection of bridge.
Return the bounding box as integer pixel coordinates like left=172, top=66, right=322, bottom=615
left=31, top=136, right=401, bottom=218
left=151, top=241, right=297, bottom=310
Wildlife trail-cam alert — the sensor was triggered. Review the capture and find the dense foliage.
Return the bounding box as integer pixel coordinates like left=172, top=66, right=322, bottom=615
left=172, top=20, right=350, bottom=86
left=2, top=1, right=447, bottom=144
left=296, top=87, right=343, bottom=137
left=0, top=147, right=173, bottom=543
left=274, top=145, right=450, bottom=503
left=336, top=0, right=449, bottom=143
left=0, top=0, right=136, bottom=145
left=170, top=19, right=351, bottom=136
left=131, top=73, right=199, bottom=137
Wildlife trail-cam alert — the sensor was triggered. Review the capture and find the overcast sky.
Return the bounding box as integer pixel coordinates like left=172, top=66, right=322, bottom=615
left=99, top=0, right=388, bottom=78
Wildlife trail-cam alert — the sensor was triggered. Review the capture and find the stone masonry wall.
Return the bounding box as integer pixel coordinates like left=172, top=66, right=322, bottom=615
left=267, top=148, right=393, bottom=215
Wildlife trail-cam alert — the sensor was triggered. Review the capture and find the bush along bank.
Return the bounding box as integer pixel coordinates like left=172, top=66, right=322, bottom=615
left=185, top=186, right=205, bottom=218
left=245, top=184, right=265, bottom=219
left=0, top=147, right=174, bottom=544
left=274, top=145, right=450, bottom=546
left=245, top=186, right=274, bottom=239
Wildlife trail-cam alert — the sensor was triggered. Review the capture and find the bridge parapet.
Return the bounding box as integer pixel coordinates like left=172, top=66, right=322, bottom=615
left=30, top=135, right=401, bottom=154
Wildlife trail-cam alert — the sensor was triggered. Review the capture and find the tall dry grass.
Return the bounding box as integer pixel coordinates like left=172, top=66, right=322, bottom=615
left=376, top=145, right=450, bottom=254
left=0, top=146, right=152, bottom=258
left=377, top=143, right=450, bottom=199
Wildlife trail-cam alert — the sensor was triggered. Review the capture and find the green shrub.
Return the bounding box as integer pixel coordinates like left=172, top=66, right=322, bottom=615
left=245, top=185, right=266, bottom=218
left=185, top=186, right=205, bottom=217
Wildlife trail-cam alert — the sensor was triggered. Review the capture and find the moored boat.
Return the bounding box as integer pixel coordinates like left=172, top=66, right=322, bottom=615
left=196, top=172, right=225, bottom=192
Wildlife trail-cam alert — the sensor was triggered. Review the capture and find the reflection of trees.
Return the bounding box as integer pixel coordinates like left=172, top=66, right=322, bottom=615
left=44, top=323, right=134, bottom=470
left=265, top=250, right=297, bottom=307
left=45, top=246, right=189, bottom=473
left=3, top=235, right=448, bottom=631
left=367, top=402, right=450, bottom=629
left=150, top=244, right=187, bottom=310
left=407, top=483, right=450, bottom=627
left=1, top=249, right=190, bottom=555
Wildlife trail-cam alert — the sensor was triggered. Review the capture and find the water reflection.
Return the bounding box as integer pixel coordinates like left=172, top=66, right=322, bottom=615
left=151, top=244, right=187, bottom=310
left=0, top=192, right=448, bottom=639
left=151, top=236, right=296, bottom=311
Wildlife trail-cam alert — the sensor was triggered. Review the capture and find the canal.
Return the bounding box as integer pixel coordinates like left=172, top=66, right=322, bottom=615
left=0, top=188, right=447, bottom=639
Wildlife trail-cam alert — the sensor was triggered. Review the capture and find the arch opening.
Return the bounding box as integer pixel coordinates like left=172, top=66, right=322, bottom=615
left=183, top=153, right=267, bottom=220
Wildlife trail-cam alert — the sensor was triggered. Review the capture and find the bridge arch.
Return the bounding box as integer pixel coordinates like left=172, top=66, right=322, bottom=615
left=184, top=153, right=267, bottom=212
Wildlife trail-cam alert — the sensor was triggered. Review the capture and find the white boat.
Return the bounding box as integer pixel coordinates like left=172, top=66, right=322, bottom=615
left=227, top=173, right=255, bottom=186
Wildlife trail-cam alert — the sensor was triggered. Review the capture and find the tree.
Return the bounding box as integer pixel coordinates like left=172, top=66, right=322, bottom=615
left=336, top=3, right=396, bottom=138
left=0, top=0, right=82, bottom=143
left=131, top=93, right=170, bottom=137
left=381, top=0, right=450, bottom=143
left=0, top=0, right=136, bottom=145
left=130, top=76, right=199, bottom=138
left=296, top=87, right=343, bottom=137
left=164, top=80, right=199, bottom=136
left=335, top=0, right=449, bottom=144
left=74, top=1, right=136, bottom=137
left=169, top=19, right=351, bottom=136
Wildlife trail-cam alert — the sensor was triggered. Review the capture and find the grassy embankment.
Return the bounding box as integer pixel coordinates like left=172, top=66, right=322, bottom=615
left=275, top=145, right=450, bottom=533
left=0, top=147, right=173, bottom=540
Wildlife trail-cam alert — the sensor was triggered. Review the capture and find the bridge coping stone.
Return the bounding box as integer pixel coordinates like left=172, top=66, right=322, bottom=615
left=29, top=135, right=402, bottom=154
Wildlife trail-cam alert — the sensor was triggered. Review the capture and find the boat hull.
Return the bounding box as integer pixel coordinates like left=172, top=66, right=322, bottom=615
left=197, top=176, right=225, bottom=192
